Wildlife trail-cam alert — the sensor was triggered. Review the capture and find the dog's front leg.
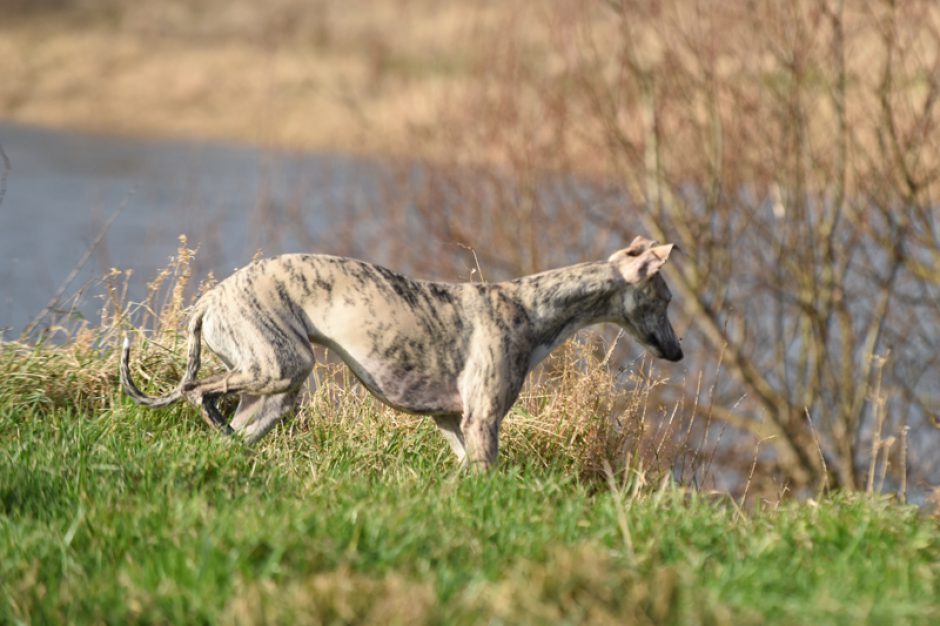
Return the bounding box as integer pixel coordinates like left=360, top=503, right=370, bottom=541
left=432, top=415, right=467, bottom=464
left=461, top=409, right=501, bottom=470
left=457, top=332, right=529, bottom=470
left=459, top=365, right=504, bottom=470
left=458, top=369, right=523, bottom=471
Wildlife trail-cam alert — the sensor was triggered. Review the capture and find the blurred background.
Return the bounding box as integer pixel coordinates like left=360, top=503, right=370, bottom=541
left=2, top=0, right=939, bottom=498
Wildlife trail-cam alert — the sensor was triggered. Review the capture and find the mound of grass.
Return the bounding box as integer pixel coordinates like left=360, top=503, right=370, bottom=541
left=1, top=395, right=938, bottom=625
left=2, top=245, right=938, bottom=624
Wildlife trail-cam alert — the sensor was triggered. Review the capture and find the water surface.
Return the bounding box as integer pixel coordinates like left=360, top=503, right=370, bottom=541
left=0, top=121, right=383, bottom=336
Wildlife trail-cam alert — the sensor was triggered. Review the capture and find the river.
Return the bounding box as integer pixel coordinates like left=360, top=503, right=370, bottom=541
left=0, top=121, right=385, bottom=337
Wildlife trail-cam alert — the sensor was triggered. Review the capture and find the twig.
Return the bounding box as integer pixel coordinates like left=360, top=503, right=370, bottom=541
left=866, top=353, right=889, bottom=495
left=603, top=459, right=634, bottom=561
left=601, top=328, right=625, bottom=365
left=804, top=408, right=831, bottom=494
left=23, top=186, right=137, bottom=338
left=739, top=436, right=774, bottom=517
left=0, top=142, right=11, bottom=210
left=899, top=424, right=909, bottom=504
left=877, top=436, right=895, bottom=496
left=456, top=242, right=486, bottom=283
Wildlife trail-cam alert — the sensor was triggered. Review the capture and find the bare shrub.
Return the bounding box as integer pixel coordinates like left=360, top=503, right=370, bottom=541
left=333, top=0, right=940, bottom=494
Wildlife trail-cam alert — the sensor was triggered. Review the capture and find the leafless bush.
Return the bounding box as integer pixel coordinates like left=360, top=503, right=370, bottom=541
left=332, top=0, right=940, bottom=495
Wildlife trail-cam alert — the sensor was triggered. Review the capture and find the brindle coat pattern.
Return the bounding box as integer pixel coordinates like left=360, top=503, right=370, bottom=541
left=121, top=236, right=682, bottom=468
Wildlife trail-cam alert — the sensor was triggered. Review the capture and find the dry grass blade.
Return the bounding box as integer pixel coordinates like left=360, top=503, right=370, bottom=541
left=22, top=187, right=136, bottom=339
left=0, top=142, right=10, bottom=211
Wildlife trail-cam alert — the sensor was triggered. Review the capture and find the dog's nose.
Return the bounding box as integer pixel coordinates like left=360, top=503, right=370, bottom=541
left=660, top=345, right=683, bottom=362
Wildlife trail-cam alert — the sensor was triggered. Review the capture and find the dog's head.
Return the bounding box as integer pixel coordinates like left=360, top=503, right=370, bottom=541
left=608, top=236, right=683, bottom=362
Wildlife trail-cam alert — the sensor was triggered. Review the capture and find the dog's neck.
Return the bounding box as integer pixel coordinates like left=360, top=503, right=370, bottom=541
left=508, top=261, right=626, bottom=358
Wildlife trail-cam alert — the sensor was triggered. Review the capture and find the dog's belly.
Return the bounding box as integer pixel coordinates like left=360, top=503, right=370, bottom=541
left=318, top=339, right=463, bottom=415
left=348, top=359, right=463, bottom=415
left=369, top=370, right=462, bottom=415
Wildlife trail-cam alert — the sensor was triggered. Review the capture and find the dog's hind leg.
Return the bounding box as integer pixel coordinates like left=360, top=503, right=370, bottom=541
left=192, top=309, right=314, bottom=399
left=183, top=352, right=312, bottom=441
left=200, top=394, right=235, bottom=435
left=230, top=390, right=301, bottom=443
left=229, top=394, right=263, bottom=431
left=184, top=371, right=299, bottom=398
left=184, top=371, right=290, bottom=435
left=188, top=371, right=306, bottom=439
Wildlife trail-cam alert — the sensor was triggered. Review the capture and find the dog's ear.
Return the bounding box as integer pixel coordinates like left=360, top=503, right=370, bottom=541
left=611, top=243, right=675, bottom=284
left=611, top=236, right=656, bottom=259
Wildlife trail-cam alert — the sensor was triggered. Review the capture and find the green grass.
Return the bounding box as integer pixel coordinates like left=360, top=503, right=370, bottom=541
left=2, top=388, right=939, bottom=625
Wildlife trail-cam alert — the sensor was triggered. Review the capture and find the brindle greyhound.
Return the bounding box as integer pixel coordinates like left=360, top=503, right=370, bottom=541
left=121, top=235, right=682, bottom=468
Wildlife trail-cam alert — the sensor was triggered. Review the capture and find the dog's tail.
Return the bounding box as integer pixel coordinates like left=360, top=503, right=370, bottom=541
left=120, top=307, right=206, bottom=408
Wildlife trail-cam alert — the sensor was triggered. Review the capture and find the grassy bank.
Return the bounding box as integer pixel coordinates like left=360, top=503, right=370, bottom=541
left=2, top=388, right=939, bottom=624
left=2, top=322, right=939, bottom=625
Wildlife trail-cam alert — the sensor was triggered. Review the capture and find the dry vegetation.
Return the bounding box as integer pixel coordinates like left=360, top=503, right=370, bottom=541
left=341, top=0, right=940, bottom=495
left=0, top=0, right=510, bottom=156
